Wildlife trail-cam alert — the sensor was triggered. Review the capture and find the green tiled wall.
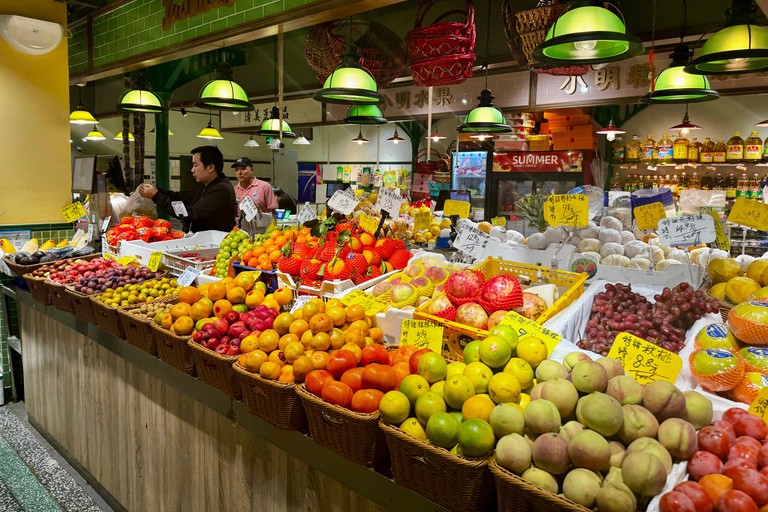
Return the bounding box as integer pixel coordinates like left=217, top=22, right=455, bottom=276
left=78, top=0, right=317, bottom=71
left=68, top=24, right=88, bottom=74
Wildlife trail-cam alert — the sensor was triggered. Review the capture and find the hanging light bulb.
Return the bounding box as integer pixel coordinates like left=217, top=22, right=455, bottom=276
left=117, top=76, right=163, bottom=113
left=387, top=125, right=405, bottom=144
left=457, top=89, right=512, bottom=134
left=256, top=106, right=296, bottom=138
left=470, top=133, right=493, bottom=141
left=596, top=118, right=625, bottom=142
left=343, top=104, right=387, bottom=124
left=351, top=127, right=369, bottom=145
left=313, top=45, right=385, bottom=105
left=640, top=45, right=719, bottom=103
left=70, top=85, right=97, bottom=124
left=244, top=135, right=259, bottom=147
left=669, top=108, right=702, bottom=137
left=197, top=117, right=223, bottom=139
left=293, top=132, right=310, bottom=145
left=195, top=62, right=254, bottom=111
left=114, top=132, right=135, bottom=141
left=84, top=125, right=106, bottom=141
left=268, top=138, right=282, bottom=150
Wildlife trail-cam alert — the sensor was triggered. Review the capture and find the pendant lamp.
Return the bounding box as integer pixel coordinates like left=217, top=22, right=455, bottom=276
left=70, top=85, right=97, bottom=124
left=426, top=126, right=446, bottom=141
left=756, top=119, right=768, bottom=127
left=685, top=0, right=768, bottom=75
left=388, top=125, right=405, bottom=144
left=641, top=46, right=718, bottom=104
left=596, top=118, right=625, bottom=141
left=244, top=135, right=260, bottom=147
left=117, top=88, right=164, bottom=113
left=343, top=104, right=387, bottom=124
left=294, top=132, right=310, bottom=145
left=470, top=133, right=493, bottom=141
left=197, top=118, right=223, bottom=140
left=313, top=45, right=385, bottom=105
left=84, top=125, right=106, bottom=141
left=670, top=106, right=702, bottom=137
left=532, top=1, right=644, bottom=66
left=351, top=127, right=369, bottom=144
left=257, top=106, right=296, bottom=138
left=195, top=62, right=254, bottom=111
left=149, top=127, right=174, bottom=136
left=114, top=132, right=135, bottom=141
left=268, top=138, right=282, bottom=150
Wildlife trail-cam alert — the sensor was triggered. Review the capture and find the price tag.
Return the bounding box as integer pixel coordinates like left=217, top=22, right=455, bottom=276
left=240, top=196, right=259, bottom=222
left=327, top=189, right=359, bottom=216
left=117, top=255, right=135, bottom=266
left=340, top=290, right=389, bottom=316
left=101, top=236, right=109, bottom=255
left=147, top=251, right=162, bottom=272
left=298, top=203, right=318, bottom=225
left=171, top=201, right=188, bottom=217
left=491, top=217, right=506, bottom=227
left=729, top=197, right=768, bottom=231
left=710, top=211, right=731, bottom=251
left=748, top=384, right=768, bottom=424
left=400, top=319, right=443, bottom=354
left=103, top=253, right=116, bottom=260
left=453, top=226, right=490, bottom=260
left=634, top=202, right=667, bottom=230
left=61, top=202, right=87, bottom=222
left=607, top=332, right=682, bottom=384
left=290, top=295, right=314, bottom=314
left=177, top=267, right=201, bottom=287
left=87, top=222, right=95, bottom=242
left=499, top=311, right=561, bottom=355
left=359, top=212, right=380, bottom=234
left=376, top=188, right=401, bottom=216
left=101, top=216, right=111, bottom=233
left=443, top=200, right=471, bottom=219
left=658, top=215, right=716, bottom=247
left=414, top=211, right=432, bottom=231
left=543, top=194, right=588, bottom=227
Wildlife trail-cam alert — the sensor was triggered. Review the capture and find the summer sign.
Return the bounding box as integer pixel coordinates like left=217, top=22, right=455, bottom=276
left=493, top=151, right=582, bottom=173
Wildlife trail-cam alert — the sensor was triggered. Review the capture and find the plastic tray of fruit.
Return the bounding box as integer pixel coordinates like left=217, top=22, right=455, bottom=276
left=162, top=247, right=219, bottom=277
left=275, top=269, right=395, bottom=300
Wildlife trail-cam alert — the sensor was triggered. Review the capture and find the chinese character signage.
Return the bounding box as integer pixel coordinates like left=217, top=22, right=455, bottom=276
left=499, top=311, right=561, bottom=355
left=633, top=202, right=666, bottom=231
left=544, top=194, right=588, bottom=227
left=729, top=198, right=768, bottom=231
left=748, top=386, right=768, bottom=424
left=492, top=151, right=583, bottom=173
left=710, top=211, right=731, bottom=251
left=401, top=319, right=443, bottom=354
left=658, top=215, right=716, bottom=247
left=443, top=200, right=471, bottom=218
left=453, top=226, right=490, bottom=259
left=61, top=202, right=87, bottom=223
left=340, top=290, right=389, bottom=316
left=607, top=332, right=682, bottom=384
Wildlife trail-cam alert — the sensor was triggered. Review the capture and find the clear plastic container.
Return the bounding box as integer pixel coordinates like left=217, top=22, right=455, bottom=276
left=713, top=139, right=727, bottom=163
left=641, top=135, right=656, bottom=164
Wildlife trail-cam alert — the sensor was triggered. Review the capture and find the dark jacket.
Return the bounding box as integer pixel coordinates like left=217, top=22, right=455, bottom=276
left=277, top=193, right=297, bottom=213
left=152, top=173, right=237, bottom=233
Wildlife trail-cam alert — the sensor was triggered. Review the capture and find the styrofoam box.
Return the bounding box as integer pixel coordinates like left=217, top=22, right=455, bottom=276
left=116, top=230, right=228, bottom=266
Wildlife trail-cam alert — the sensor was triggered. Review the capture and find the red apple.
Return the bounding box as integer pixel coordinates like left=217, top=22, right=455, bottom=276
left=689, top=451, right=724, bottom=481
left=717, top=490, right=758, bottom=512
left=231, top=338, right=241, bottom=348
left=225, top=311, right=240, bottom=323
left=221, top=336, right=231, bottom=345
left=698, top=427, right=731, bottom=459
left=228, top=324, right=246, bottom=340
left=226, top=346, right=241, bottom=356
left=193, top=331, right=204, bottom=344
left=673, top=482, right=713, bottom=512
left=735, top=414, right=768, bottom=441
left=203, top=338, right=219, bottom=350
left=659, top=492, right=696, bottom=512
left=201, top=322, right=217, bottom=333
left=213, top=318, right=229, bottom=335
left=263, top=317, right=274, bottom=329
left=215, top=344, right=229, bottom=355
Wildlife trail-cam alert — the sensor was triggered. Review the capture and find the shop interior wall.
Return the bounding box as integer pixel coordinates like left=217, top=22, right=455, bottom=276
left=0, top=0, right=72, bottom=225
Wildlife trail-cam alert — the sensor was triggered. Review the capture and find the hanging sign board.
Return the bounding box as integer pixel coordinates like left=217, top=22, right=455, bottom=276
left=298, top=203, right=318, bottom=225
left=729, top=198, right=768, bottom=231
left=177, top=267, right=201, bottom=287
left=710, top=211, right=731, bottom=251
left=414, top=211, right=432, bottom=231
left=658, top=215, right=716, bottom=247
left=327, top=189, right=359, bottom=216
left=171, top=201, right=188, bottom=217
left=359, top=213, right=380, bottom=234
left=544, top=194, right=588, bottom=227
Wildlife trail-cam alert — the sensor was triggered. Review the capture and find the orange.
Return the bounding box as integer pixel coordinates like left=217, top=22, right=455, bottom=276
left=240, top=334, right=260, bottom=354
left=226, top=286, right=246, bottom=304
left=300, top=227, right=311, bottom=236
left=278, top=370, right=295, bottom=383
left=273, top=287, right=293, bottom=306
left=301, top=329, right=314, bottom=348
left=284, top=341, right=304, bottom=363
left=268, top=349, right=286, bottom=367
left=260, top=362, right=282, bottom=380
left=346, top=304, right=365, bottom=322
left=310, top=351, right=330, bottom=370
left=178, top=286, right=201, bottom=304
left=253, top=246, right=266, bottom=257
left=302, top=302, right=320, bottom=320
left=190, top=301, right=211, bottom=322
left=257, top=253, right=270, bottom=265
left=369, top=327, right=384, bottom=343
left=699, top=474, right=732, bottom=506
left=341, top=342, right=363, bottom=363
left=296, top=235, right=306, bottom=244
left=270, top=230, right=282, bottom=240
left=273, top=313, right=295, bottom=335
left=325, top=298, right=344, bottom=310
left=326, top=307, right=347, bottom=327
left=279, top=333, right=300, bottom=350
left=173, top=316, right=194, bottom=335
left=233, top=273, right=255, bottom=291
left=245, top=290, right=265, bottom=309
left=268, top=250, right=281, bottom=263
left=171, top=303, right=192, bottom=320
left=237, top=353, right=248, bottom=367
left=349, top=320, right=370, bottom=336
left=310, top=313, right=333, bottom=334
left=462, top=396, right=495, bottom=422
left=262, top=298, right=280, bottom=311
left=309, top=298, right=326, bottom=313
left=213, top=299, right=232, bottom=318
left=207, top=282, right=227, bottom=301
left=198, top=283, right=211, bottom=298
left=259, top=261, right=272, bottom=271
left=275, top=236, right=288, bottom=248
left=241, top=250, right=254, bottom=263
left=247, top=257, right=259, bottom=268
left=244, top=349, right=268, bottom=373
left=224, top=280, right=238, bottom=292
left=258, top=330, right=280, bottom=352
left=263, top=239, right=275, bottom=249
left=310, top=332, right=331, bottom=351
left=293, top=308, right=304, bottom=320
left=289, top=318, right=310, bottom=337
left=292, top=356, right=314, bottom=382
left=329, top=328, right=346, bottom=350
left=345, top=327, right=367, bottom=349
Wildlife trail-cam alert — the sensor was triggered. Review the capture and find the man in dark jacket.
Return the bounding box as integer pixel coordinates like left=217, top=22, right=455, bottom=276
left=138, top=146, right=237, bottom=233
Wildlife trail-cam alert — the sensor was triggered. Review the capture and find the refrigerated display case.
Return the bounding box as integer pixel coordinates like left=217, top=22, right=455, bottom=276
left=452, top=151, right=487, bottom=220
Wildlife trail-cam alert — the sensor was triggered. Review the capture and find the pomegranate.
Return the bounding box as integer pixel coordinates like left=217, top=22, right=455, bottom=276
left=427, top=294, right=454, bottom=315
left=445, top=270, right=484, bottom=300
left=455, top=302, right=488, bottom=329
left=480, top=274, right=523, bottom=305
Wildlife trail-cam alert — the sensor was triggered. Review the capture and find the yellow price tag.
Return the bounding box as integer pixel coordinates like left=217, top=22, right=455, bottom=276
left=117, top=255, right=135, bottom=266
left=634, top=202, right=667, bottom=231
left=710, top=211, right=731, bottom=251
left=499, top=311, right=561, bottom=355
left=543, top=194, right=588, bottom=227
left=414, top=211, right=432, bottom=231
left=147, top=251, right=162, bottom=272
left=748, top=384, right=768, bottom=424
left=61, top=202, right=87, bottom=223
left=491, top=216, right=506, bottom=227
left=103, top=253, right=115, bottom=260
left=729, top=197, right=768, bottom=231
left=340, top=290, right=389, bottom=316
left=607, top=332, right=682, bottom=384
left=443, top=200, right=471, bottom=219
left=400, top=319, right=443, bottom=354
left=359, top=212, right=380, bottom=234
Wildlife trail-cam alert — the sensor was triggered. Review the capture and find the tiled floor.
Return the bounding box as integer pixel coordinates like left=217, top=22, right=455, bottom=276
left=0, top=403, right=113, bottom=512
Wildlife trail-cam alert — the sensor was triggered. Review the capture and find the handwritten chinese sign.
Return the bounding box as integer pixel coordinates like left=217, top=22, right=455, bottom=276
left=491, top=217, right=507, bottom=227
left=634, top=202, right=666, bottom=231
left=414, top=211, right=432, bottom=231
left=147, top=251, right=162, bottom=272
left=359, top=212, right=380, bottom=234
left=544, top=194, right=588, bottom=227
left=298, top=203, right=318, bottom=225
left=710, top=211, right=731, bottom=251
left=658, top=215, right=716, bottom=247
left=729, top=198, right=768, bottom=231
left=375, top=188, right=401, bottom=216
left=748, top=384, right=768, bottom=425
left=453, top=226, right=490, bottom=259
left=443, top=200, right=471, bottom=219
left=61, top=202, right=87, bottom=223
left=607, top=332, right=682, bottom=384
left=400, top=319, right=443, bottom=354
left=340, top=290, right=389, bottom=316
left=117, top=255, right=136, bottom=266
left=327, top=188, right=359, bottom=216
left=499, top=311, right=561, bottom=355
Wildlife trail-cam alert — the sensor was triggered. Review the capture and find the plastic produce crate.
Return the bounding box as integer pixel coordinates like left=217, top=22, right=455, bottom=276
left=232, top=262, right=278, bottom=293
left=162, top=247, right=219, bottom=277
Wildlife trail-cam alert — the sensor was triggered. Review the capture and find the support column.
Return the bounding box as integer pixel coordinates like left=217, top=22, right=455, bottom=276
left=154, top=92, right=172, bottom=220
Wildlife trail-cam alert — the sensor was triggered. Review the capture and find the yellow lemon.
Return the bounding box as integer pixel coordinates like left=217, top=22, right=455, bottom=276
left=515, top=337, right=548, bottom=369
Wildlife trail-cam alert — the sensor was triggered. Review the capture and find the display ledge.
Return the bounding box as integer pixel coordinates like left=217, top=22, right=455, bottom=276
left=615, top=162, right=768, bottom=168
left=14, top=290, right=453, bottom=512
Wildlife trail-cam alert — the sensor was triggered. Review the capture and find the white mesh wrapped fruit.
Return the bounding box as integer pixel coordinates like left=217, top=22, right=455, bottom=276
left=581, top=251, right=602, bottom=263
left=631, top=257, right=651, bottom=270
left=602, top=254, right=631, bottom=267
left=579, top=223, right=599, bottom=240
left=620, top=231, right=636, bottom=244
left=626, top=259, right=643, bottom=270
left=600, top=242, right=625, bottom=258
left=598, top=228, right=621, bottom=246
left=489, top=226, right=507, bottom=240
left=655, top=259, right=682, bottom=272
left=736, top=254, right=756, bottom=271
left=566, top=234, right=582, bottom=247
left=506, top=230, right=525, bottom=244
left=578, top=238, right=600, bottom=253
left=690, top=247, right=710, bottom=265
left=648, top=245, right=665, bottom=263
left=697, top=249, right=729, bottom=268
left=527, top=233, right=550, bottom=250
left=624, top=240, right=649, bottom=259
left=544, top=226, right=568, bottom=244
left=649, top=238, right=671, bottom=256
left=600, top=216, right=624, bottom=232
left=667, top=249, right=691, bottom=264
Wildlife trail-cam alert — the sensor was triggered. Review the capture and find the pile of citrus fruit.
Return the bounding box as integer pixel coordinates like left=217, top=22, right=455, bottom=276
left=239, top=227, right=320, bottom=272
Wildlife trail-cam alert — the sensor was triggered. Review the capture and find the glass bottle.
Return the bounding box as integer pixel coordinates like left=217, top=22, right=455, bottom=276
left=658, top=134, right=674, bottom=164
left=713, top=139, right=727, bottom=163
left=727, top=131, right=745, bottom=163
left=737, top=172, right=750, bottom=197
left=750, top=173, right=762, bottom=198
left=610, top=173, right=623, bottom=190
left=641, top=135, right=656, bottom=164
left=690, top=172, right=700, bottom=190
left=701, top=172, right=713, bottom=190
left=674, top=133, right=690, bottom=163
left=669, top=174, right=679, bottom=196
left=677, top=172, right=689, bottom=197
left=645, top=175, right=654, bottom=189
left=725, top=172, right=738, bottom=199
left=700, top=137, right=714, bottom=163
left=626, top=135, right=641, bottom=163
left=745, top=131, right=763, bottom=162
left=663, top=174, right=672, bottom=188
left=713, top=172, right=725, bottom=190
left=688, top=138, right=701, bottom=162
left=612, top=137, right=625, bottom=163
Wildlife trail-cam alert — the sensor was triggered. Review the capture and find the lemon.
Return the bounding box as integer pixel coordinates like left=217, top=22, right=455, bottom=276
left=516, top=336, right=548, bottom=369
left=747, top=260, right=768, bottom=286
left=426, top=412, right=460, bottom=448
left=441, top=218, right=452, bottom=229
left=463, top=361, right=493, bottom=394
left=430, top=380, right=445, bottom=398
left=443, top=374, right=475, bottom=409
left=504, top=358, right=535, bottom=389
left=446, top=362, right=467, bottom=377
left=518, top=393, right=531, bottom=409
left=429, top=226, right=441, bottom=236
left=725, top=277, right=761, bottom=305
left=488, top=372, right=521, bottom=405
left=399, top=417, right=427, bottom=441
left=380, top=391, right=411, bottom=424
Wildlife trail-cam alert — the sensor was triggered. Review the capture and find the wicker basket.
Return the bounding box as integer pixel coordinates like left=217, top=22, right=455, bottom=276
left=151, top=322, right=196, bottom=375
left=295, top=384, right=387, bottom=466
left=410, top=52, right=476, bottom=87
left=414, top=148, right=442, bottom=174
left=22, top=275, right=52, bottom=306
left=489, top=457, right=591, bottom=512
left=65, top=288, right=98, bottom=324
left=406, top=0, right=475, bottom=60
left=380, top=421, right=494, bottom=512
left=89, top=295, right=125, bottom=338
left=2, top=252, right=102, bottom=277
left=118, top=306, right=159, bottom=355
left=233, top=362, right=307, bottom=431
left=46, top=280, right=75, bottom=313
left=188, top=340, right=241, bottom=399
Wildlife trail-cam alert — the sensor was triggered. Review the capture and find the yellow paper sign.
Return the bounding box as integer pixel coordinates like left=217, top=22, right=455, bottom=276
left=491, top=217, right=506, bottom=227
left=103, top=253, right=115, bottom=260
left=340, top=290, right=389, bottom=316
left=414, top=211, right=432, bottom=231
left=499, top=311, right=561, bottom=355
left=607, top=332, right=682, bottom=384
left=117, top=255, right=135, bottom=266
left=359, top=212, right=380, bottom=234
left=634, top=202, right=667, bottom=231
left=61, top=202, right=87, bottom=223
left=443, top=200, right=471, bottom=219
left=400, top=319, right=443, bottom=354
left=729, top=197, right=768, bottom=231
left=543, top=194, right=588, bottom=227
left=748, top=385, right=768, bottom=424
left=710, top=211, right=731, bottom=251
left=147, top=251, right=162, bottom=272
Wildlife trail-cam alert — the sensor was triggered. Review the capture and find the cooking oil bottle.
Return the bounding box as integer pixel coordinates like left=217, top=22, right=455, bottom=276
left=701, top=172, right=713, bottom=190
left=713, top=139, right=727, bottom=163
left=677, top=172, right=689, bottom=197
left=745, top=131, right=763, bottom=163
left=610, top=173, right=623, bottom=190
left=688, top=137, right=701, bottom=162
left=737, top=172, right=750, bottom=197
left=700, top=137, right=714, bottom=163
left=713, top=172, right=725, bottom=190
left=658, top=134, right=674, bottom=164
left=750, top=173, right=762, bottom=198
left=690, top=172, right=700, bottom=190
left=727, top=131, right=745, bottom=164
left=626, top=135, right=641, bottom=163
left=612, top=137, right=625, bottom=163
left=641, top=135, right=656, bottom=165
left=674, top=133, right=690, bottom=163
left=725, top=172, right=738, bottom=199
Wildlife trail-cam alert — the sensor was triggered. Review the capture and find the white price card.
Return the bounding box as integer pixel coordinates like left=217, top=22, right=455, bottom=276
left=298, top=203, right=318, bottom=225
left=453, top=226, right=490, bottom=260
left=87, top=222, right=95, bottom=243
left=177, top=267, right=201, bottom=287
left=376, top=188, right=401, bottom=216
left=101, top=236, right=109, bottom=255
left=171, top=201, right=188, bottom=217
left=290, top=295, right=314, bottom=314
left=101, top=216, right=111, bottom=233
left=240, top=195, right=259, bottom=222
left=327, top=189, right=359, bottom=216
left=658, top=215, right=716, bottom=247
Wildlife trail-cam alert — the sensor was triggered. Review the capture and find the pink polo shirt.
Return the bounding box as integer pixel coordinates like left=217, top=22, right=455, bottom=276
left=234, top=178, right=278, bottom=213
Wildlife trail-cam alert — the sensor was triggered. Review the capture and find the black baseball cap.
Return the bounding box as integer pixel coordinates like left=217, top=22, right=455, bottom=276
left=231, top=157, right=253, bottom=168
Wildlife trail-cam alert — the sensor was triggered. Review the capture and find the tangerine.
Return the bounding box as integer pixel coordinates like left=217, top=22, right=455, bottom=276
left=173, top=316, right=194, bottom=335
left=346, top=304, right=366, bottom=322
left=270, top=230, right=282, bottom=240
left=275, top=236, right=288, bottom=248
left=349, top=320, right=370, bottom=336
left=259, top=261, right=272, bottom=271
left=369, top=327, right=384, bottom=343
left=263, top=239, right=275, bottom=248
left=226, top=286, right=246, bottom=304
left=257, top=253, right=270, bottom=264
left=171, top=303, right=192, bottom=320
left=329, top=328, right=346, bottom=350
left=279, top=333, right=300, bottom=350
left=233, top=273, right=255, bottom=291
left=310, top=351, right=330, bottom=370
left=241, top=250, right=254, bottom=263
left=325, top=298, right=344, bottom=309
left=258, top=330, right=280, bottom=352
left=699, top=474, right=733, bottom=505
left=273, top=287, right=293, bottom=305
left=244, top=350, right=268, bottom=373
left=253, top=246, right=266, bottom=257
left=309, top=298, right=326, bottom=313
left=292, top=356, right=314, bottom=382
left=289, top=318, right=310, bottom=337
left=273, top=313, right=295, bottom=335
left=300, top=329, right=314, bottom=349
left=268, top=349, right=286, bottom=367
left=326, top=307, right=347, bottom=326
left=284, top=341, right=305, bottom=363
left=310, top=313, right=333, bottom=333
left=278, top=370, right=295, bottom=383
left=269, top=250, right=281, bottom=263
left=198, top=283, right=211, bottom=298
left=207, top=282, right=227, bottom=301
left=178, top=286, right=201, bottom=304
left=341, top=343, right=363, bottom=363
left=310, top=332, right=331, bottom=351
left=260, top=362, right=281, bottom=380
left=302, top=302, right=320, bottom=320
left=345, top=327, right=367, bottom=349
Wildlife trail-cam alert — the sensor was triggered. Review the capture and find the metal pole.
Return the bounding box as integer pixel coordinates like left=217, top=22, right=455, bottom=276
left=154, top=92, right=172, bottom=220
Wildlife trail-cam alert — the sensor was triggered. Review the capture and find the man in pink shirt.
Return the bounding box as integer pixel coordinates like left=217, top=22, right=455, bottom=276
left=232, top=157, right=277, bottom=233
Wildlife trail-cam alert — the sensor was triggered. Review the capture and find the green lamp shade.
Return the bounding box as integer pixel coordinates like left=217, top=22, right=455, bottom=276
left=685, top=24, right=768, bottom=75
left=69, top=106, right=97, bottom=125
left=456, top=90, right=512, bottom=134
left=313, top=45, right=384, bottom=105
left=196, top=79, right=254, bottom=111
left=343, top=104, right=387, bottom=124
left=117, top=89, right=163, bottom=113
left=532, top=4, right=644, bottom=65
left=641, top=65, right=719, bottom=103
left=258, top=118, right=295, bottom=138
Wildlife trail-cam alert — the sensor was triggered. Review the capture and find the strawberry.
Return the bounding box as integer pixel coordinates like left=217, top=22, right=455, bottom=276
left=374, top=238, right=396, bottom=259
left=300, top=259, right=322, bottom=281
left=346, top=253, right=367, bottom=274
left=388, top=249, right=411, bottom=270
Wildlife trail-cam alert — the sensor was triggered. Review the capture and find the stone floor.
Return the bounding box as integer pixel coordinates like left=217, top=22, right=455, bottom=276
left=0, top=403, right=113, bottom=512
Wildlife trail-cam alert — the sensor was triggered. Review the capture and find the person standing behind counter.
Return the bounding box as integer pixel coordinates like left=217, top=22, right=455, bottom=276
left=232, top=157, right=277, bottom=233
left=138, top=145, right=237, bottom=232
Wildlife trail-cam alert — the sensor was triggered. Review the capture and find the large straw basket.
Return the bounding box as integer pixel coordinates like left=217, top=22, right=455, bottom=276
left=234, top=362, right=307, bottom=431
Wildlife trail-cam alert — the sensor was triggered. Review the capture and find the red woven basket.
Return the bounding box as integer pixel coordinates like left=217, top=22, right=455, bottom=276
left=410, top=52, right=476, bottom=87
left=415, top=148, right=442, bottom=174
left=406, top=0, right=475, bottom=61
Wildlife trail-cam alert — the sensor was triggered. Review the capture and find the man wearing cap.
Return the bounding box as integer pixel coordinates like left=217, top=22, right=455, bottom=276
left=232, top=157, right=277, bottom=233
